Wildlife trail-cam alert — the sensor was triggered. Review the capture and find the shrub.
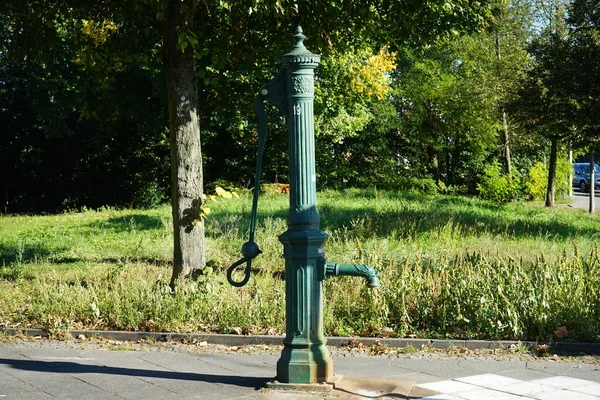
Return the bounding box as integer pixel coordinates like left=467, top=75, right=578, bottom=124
left=477, top=162, right=522, bottom=202
left=525, top=157, right=571, bottom=201
left=555, top=157, right=572, bottom=200
left=260, top=183, right=290, bottom=195
left=384, top=176, right=439, bottom=195
left=525, top=162, right=547, bottom=201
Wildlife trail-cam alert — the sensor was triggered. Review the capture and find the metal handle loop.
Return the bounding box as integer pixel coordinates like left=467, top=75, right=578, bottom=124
left=226, top=240, right=262, bottom=287
left=227, top=258, right=252, bottom=287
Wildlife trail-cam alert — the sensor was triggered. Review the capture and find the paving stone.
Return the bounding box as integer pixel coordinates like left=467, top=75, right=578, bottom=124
left=530, top=376, right=600, bottom=389
left=498, top=381, right=555, bottom=397
left=459, top=388, right=527, bottom=399
left=415, top=394, right=468, bottom=399
left=454, top=373, right=522, bottom=389
left=416, top=380, right=481, bottom=394
left=494, top=368, right=554, bottom=382
left=573, top=383, right=600, bottom=397
left=534, top=389, right=600, bottom=400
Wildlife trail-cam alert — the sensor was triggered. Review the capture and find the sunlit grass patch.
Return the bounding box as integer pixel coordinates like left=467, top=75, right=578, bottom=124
left=1, top=190, right=599, bottom=341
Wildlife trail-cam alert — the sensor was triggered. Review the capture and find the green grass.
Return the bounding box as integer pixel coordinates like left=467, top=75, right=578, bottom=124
left=1, top=189, right=599, bottom=341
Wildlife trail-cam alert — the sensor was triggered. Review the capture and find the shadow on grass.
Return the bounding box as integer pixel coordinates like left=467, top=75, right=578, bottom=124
left=0, top=242, right=66, bottom=280
left=0, top=358, right=268, bottom=392
left=320, top=208, right=599, bottom=240
left=0, top=242, right=68, bottom=266
left=0, top=242, right=171, bottom=271
left=210, top=194, right=599, bottom=241
left=47, top=256, right=172, bottom=266
left=86, top=214, right=165, bottom=232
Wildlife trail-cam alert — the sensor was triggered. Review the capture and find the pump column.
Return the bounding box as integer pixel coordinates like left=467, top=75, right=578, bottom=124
left=285, top=60, right=319, bottom=230
left=275, top=27, right=333, bottom=385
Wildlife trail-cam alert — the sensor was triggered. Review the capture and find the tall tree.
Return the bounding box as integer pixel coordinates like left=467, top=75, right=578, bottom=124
left=512, top=2, right=576, bottom=207
left=568, top=0, right=600, bottom=146
left=1, top=0, right=497, bottom=282
left=393, top=40, right=499, bottom=189
left=568, top=0, right=600, bottom=212
left=0, top=2, right=169, bottom=213
left=163, top=0, right=204, bottom=285
left=486, top=0, right=533, bottom=174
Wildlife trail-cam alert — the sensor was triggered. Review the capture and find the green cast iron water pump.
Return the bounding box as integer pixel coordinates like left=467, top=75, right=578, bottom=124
left=227, top=27, right=380, bottom=386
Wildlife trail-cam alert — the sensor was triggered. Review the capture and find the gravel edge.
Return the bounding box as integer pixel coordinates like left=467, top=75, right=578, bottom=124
left=2, top=328, right=599, bottom=355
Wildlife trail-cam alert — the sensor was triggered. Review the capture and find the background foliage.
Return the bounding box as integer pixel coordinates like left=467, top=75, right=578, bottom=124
left=1, top=0, right=599, bottom=213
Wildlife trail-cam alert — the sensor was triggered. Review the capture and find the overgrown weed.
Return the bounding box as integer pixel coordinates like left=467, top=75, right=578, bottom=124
left=0, top=190, right=599, bottom=340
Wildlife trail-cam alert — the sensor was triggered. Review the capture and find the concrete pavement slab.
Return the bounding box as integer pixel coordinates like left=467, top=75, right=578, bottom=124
left=0, top=355, right=123, bottom=400
left=0, top=368, right=57, bottom=400
left=133, top=352, right=273, bottom=399
left=414, top=373, right=600, bottom=400
left=535, top=390, right=599, bottom=400
left=493, top=368, right=555, bottom=381
left=526, top=360, right=600, bottom=381
left=0, top=339, right=598, bottom=399
left=574, top=383, right=600, bottom=396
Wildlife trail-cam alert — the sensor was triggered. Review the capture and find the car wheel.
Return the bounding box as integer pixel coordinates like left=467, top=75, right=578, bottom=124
left=580, top=180, right=588, bottom=192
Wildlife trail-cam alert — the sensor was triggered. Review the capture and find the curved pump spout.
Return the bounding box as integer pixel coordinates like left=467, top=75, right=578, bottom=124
left=326, top=263, right=381, bottom=288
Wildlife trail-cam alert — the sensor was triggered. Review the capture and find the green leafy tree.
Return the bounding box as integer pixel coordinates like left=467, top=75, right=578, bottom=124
left=162, top=0, right=206, bottom=286
left=1, top=0, right=497, bottom=283
left=565, top=0, right=600, bottom=211
left=0, top=3, right=169, bottom=212
left=568, top=0, right=600, bottom=151
left=481, top=0, right=533, bottom=174
left=512, top=3, right=576, bottom=207
left=525, top=156, right=570, bottom=200
left=393, top=40, right=498, bottom=190
left=313, top=46, right=401, bottom=188
left=477, top=161, right=522, bottom=202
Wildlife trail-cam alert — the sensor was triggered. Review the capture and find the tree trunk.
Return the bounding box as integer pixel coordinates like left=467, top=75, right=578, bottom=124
left=589, top=151, right=595, bottom=213
left=545, top=137, right=558, bottom=208
left=164, top=0, right=205, bottom=287
left=427, top=145, right=440, bottom=183
left=568, top=145, right=573, bottom=198
left=502, top=110, right=511, bottom=175
left=495, top=33, right=512, bottom=176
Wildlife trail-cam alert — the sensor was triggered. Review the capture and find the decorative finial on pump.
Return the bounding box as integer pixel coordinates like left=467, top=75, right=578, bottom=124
left=292, top=26, right=307, bottom=51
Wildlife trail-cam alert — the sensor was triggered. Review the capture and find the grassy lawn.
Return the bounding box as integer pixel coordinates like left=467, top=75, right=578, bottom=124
left=1, top=189, right=599, bottom=341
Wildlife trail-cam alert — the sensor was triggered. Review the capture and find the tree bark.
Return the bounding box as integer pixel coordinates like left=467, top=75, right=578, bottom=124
left=427, top=145, right=440, bottom=183
left=589, top=151, right=595, bottom=213
left=568, top=145, right=573, bottom=198
left=164, top=0, right=205, bottom=287
left=545, top=137, right=558, bottom=208
left=502, top=110, right=511, bottom=175
left=495, top=33, right=512, bottom=176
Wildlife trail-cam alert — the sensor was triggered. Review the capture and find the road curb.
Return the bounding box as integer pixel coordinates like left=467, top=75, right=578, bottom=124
left=2, top=327, right=599, bottom=355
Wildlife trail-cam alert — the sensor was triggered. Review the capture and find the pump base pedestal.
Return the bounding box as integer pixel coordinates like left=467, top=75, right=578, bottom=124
left=275, top=340, right=334, bottom=384
left=266, top=374, right=343, bottom=392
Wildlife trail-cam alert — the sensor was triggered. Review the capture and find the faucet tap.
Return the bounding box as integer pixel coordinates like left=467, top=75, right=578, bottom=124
left=325, top=262, right=381, bottom=288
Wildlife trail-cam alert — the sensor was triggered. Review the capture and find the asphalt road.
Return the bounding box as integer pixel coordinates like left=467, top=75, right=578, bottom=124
left=571, top=191, right=600, bottom=211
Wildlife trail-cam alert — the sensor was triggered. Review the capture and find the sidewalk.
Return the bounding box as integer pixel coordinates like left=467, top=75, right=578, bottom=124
left=0, top=338, right=599, bottom=399
left=570, top=192, right=600, bottom=211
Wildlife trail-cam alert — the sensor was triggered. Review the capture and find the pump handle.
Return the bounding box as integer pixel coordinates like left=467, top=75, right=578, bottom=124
left=226, top=70, right=287, bottom=287
left=226, top=93, right=269, bottom=287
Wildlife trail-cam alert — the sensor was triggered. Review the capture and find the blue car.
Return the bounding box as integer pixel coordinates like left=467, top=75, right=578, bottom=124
left=573, top=163, right=600, bottom=192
